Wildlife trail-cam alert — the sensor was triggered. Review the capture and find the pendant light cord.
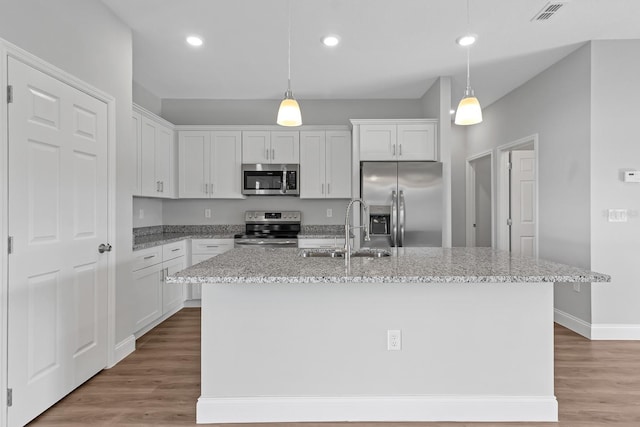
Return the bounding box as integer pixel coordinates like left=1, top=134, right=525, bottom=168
left=287, top=0, right=292, bottom=92
left=465, top=0, right=471, bottom=93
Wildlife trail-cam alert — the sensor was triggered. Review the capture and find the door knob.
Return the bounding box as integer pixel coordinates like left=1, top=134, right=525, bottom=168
left=98, top=243, right=112, bottom=253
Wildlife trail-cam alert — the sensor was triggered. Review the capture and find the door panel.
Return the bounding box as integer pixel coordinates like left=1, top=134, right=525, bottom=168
left=271, top=131, right=299, bottom=163
left=510, top=150, right=536, bottom=256
left=211, top=131, right=242, bottom=198
left=299, top=131, right=325, bottom=198
left=326, top=131, right=351, bottom=198
left=8, top=57, right=109, bottom=427
left=179, top=131, right=209, bottom=198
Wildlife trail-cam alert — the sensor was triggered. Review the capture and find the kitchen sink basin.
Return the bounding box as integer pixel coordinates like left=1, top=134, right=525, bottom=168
left=299, top=248, right=391, bottom=258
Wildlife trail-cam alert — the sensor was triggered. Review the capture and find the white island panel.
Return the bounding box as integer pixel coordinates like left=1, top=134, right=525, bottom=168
left=198, top=281, right=557, bottom=423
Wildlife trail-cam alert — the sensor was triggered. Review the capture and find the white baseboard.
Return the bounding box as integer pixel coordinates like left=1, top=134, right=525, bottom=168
left=554, top=309, right=640, bottom=340
left=109, top=334, right=135, bottom=368
left=554, top=309, right=591, bottom=338
left=183, top=299, right=201, bottom=308
left=196, top=395, right=558, bottom=423
left=591, top=323, right=640, bottom=340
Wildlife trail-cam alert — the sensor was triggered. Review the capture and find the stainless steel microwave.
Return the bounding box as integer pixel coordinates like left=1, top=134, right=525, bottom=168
left=241, top=164, right=299, bottom=196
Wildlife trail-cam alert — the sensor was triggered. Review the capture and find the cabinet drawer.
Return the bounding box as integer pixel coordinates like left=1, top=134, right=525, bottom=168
left=191, top=239, right=233, bottom=254
left=132, top=246, right=163, bottom=271
left=298, top=238, right=347, bottom=249
left=163, top=240, right=186, bottom=261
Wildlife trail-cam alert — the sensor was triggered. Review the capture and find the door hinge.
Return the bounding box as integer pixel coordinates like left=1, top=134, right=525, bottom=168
left=507, top=218, right=513, bottom=226
left=8, top=236, right=13, bottom=254
left=7, top=85, right=13, bottom=104
left=7, top=388, right=12, bottom=407
left=507, top=161, right=512, bottom=170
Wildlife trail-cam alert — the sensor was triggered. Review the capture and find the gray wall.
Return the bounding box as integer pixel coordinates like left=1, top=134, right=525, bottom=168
left=0, top=0, right=135, bottom=344
left=162, top=198, right=350, bottom=226
left=162, top=98, right=424, bottom=126
left=133, top=81, right=162, bottom=116
left=466, top=44, right=592, bottom=323
left=590, top=40, right=640, bottom=325
left=473, top=155, right=492, bottom=247
left=133, top=197, right=164, bottom=228
left=450, top=122, right=467, bottom=247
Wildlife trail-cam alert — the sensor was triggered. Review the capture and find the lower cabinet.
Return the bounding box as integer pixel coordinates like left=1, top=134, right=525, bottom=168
left=189, top=239, right=234, bottom=300
left=132, top=240, right=187, bottom=335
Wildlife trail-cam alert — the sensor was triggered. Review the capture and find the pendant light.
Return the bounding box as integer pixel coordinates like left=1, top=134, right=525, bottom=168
left=455, top=0, right=482, bottom=126
left=277, top=0, right=302, bottom=126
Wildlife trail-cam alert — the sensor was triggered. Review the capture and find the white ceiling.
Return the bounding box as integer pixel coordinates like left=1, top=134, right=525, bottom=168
left=101, top=0, right=640, bottom=107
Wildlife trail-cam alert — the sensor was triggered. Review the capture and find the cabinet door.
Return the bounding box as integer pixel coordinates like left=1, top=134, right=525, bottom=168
left=271, top=131, right=300, bottom=163
left=242, top=131, right=270, bottom=163
left=162, top=256, right=186, bottom=314
left=300, top=131, right=326, bottom=198
left=140, top=117, right=158, bottom=196
left=211, top=131, right=243, bottom=198
left=189, top=254, right=213, bottom=300
left=179, top=131, right=210, bottom=198
left=132, top=263, right=163, bottom=332
left=325, top=131, right=352, bottom=198
left=155, top=124, right=174, bottom=197
left=359, top=124, right=397, bottom=161
left=132, top=112, right=142, bottom=196
left=397, top=123, right=437, bottom=161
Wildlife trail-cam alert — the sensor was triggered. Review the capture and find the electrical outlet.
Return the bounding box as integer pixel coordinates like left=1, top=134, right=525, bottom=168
left=326, top=208, right=332, bottom=218
left=387, top=330, right=401, bottom=351
left=205, top=209, right=212, bottom=218
left=573, top=283, right=581, bottom=292
left=138, top=209, right=144, bottom=219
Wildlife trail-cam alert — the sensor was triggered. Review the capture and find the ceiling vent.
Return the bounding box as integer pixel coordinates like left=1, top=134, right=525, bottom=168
left=531, top=1, right=569, bottom=21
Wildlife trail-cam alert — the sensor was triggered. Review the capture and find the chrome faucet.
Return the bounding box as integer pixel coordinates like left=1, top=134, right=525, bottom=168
left=344, top=198, right=370, bottom=263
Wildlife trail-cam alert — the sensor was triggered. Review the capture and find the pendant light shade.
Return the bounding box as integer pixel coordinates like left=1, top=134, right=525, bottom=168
left=277, top=90, right=302, bottom=126
left=277, top=0, right=302, bottom=126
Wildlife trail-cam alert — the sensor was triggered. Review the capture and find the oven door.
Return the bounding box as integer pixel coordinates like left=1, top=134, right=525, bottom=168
left=242, top=164, right=299, bottom=196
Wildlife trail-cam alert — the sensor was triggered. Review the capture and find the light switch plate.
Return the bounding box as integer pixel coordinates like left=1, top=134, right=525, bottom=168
left=608, top=209, right=628, bottom=222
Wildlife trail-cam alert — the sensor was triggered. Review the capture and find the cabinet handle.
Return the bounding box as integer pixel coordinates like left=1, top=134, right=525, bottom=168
left=156, top=181, right=160, bottom=192
left=392, top=144, right=396, bottom=156
left=271, top=148, right=275, bottom=160
left=160, top=181, right=164, bottom=192
left=205, top=245, right=219, bottom=248
left=144, top=255, right=155, bottom=260
left=210, top=183, right=214, bottom=194
left=327, top=183, right=331, bottom=194
left=265, top=148, right=269, bottom=160
left=321, top=183, right=324, bottom=194
left=399, top=144, right=402, bottom=156
left=171, top=248, right=180, bottom=252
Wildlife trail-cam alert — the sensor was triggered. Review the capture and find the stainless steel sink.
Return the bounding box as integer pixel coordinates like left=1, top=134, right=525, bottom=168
left=299, top=248, right=391, bottom=258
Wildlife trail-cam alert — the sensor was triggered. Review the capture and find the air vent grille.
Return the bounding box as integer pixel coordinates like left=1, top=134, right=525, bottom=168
left=531, top=1, right=569, bottom=21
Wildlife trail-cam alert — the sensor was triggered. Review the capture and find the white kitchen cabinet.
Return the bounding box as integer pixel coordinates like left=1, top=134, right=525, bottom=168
left=132, top=111, right=142, bottom=195
left=189, top=239, right=234, bottom=299
left=179, top=130, right=243, bottom=198
left=298, top=237, right=347, bottom=249
left=300, top=131, right=351, bottom=198
left=242, top=130, right=299, bottom=164
left=358, top=120, right=437, bottom=161
left=134, top=104, right=175, bottom=198
left=132, top=240, right=188, bottom=335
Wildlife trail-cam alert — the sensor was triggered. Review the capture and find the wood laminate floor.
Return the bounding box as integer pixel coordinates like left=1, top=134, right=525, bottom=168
left=29, top=308, right=640, bottom=426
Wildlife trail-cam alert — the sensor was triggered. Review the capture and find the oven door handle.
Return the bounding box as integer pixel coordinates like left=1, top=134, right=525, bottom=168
left=235, top=240, right=297, bottom=246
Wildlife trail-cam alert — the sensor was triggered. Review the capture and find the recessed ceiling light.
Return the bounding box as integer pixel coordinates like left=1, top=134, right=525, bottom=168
left=186, top=36, right=203, bottom=47
left=455, top=34, right=477, bottom=47
left=322, top=35, right=340, bottom=47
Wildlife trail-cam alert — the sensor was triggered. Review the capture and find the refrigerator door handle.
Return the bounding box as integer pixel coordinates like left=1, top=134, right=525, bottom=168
left=391, top=190, right=398, bottom=247
left=399, top=190, right=406, bottom=247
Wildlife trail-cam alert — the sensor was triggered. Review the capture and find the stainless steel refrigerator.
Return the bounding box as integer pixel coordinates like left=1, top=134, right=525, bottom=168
left=361, top=161, right=442, bottom=247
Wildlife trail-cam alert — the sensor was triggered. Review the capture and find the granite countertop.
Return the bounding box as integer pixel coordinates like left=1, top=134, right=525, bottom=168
left=166, top=247, right=611, bottom=285
left=133, top=224, right=346, bottom=251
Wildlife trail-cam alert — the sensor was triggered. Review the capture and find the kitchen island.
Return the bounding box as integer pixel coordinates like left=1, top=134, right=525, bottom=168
left=167, top=247, right=609, bottom=424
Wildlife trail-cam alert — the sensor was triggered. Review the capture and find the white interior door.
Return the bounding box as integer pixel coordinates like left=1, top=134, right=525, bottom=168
left=7, top=57, right=109, bottom=426
left=510, top=150, right=536, bottom=256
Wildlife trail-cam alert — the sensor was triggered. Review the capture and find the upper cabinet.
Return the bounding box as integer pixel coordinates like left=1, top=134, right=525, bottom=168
left=300, top=131, right=351, bottom=199
left=356, top=120, right=437, bottom=161
left=133, top=105, right=176, bottom=198
left=242, top=131, right=299, bottom=164
left=178, top=130, right=243, bottom=199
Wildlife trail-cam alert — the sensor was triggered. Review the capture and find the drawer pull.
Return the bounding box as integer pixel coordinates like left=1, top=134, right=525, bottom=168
left=205, top=245, right=219, bottom=248
left=171, top=248, right=181, bottom=252
left=143, top=255, right=156, bottom=260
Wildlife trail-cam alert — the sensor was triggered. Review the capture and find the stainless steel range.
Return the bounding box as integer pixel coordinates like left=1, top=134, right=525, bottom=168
left=234, top=211, right=301, bottom=248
